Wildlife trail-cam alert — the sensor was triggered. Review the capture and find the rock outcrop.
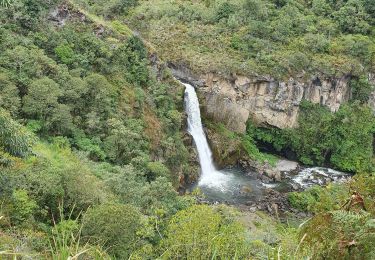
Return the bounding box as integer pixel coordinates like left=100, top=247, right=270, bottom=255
left=200, top=73, right=352, bottom=133
left=170, top=64, right=353, bottom=132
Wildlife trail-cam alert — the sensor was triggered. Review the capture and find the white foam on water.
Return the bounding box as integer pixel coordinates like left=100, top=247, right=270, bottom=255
left=184, top=82, right=232, bottom=191
left=292, top=167, right=350, bottom=188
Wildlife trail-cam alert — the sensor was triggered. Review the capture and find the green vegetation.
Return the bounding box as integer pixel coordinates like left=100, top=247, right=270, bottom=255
left=1, top=0, right=374, bottom=259
left=247, top=101, right=375, bottom=172
left=128, top=0, right=375, bottom=79
left=0, top=0, right=195, bottom=258
left=159, top=205, right=250, bottom=259
left=289, top=174, right=375, bottom=259
left=210, top=121, right=278, bottom=165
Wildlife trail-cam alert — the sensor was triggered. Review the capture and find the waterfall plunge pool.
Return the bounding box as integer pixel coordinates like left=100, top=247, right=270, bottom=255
left=189, top=166, right=351, bottom=205
left=183, top=80, right=351, bottom=205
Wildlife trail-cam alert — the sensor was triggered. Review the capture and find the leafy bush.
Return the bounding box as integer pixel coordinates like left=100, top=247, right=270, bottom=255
left=288, top=184, right=349, bottom=213
left=159, top=205, right=250, bottom=259
left=147, top=161, right=170, bottom=180
left=350, top=75, right=374, bottom=103
left=215, top=2, right=235, bottom=21
left=10, top=189, right=37, bottom=225
left=113, top=36, right=149, bottom=86
left=82, top=203, right=143, bottom=259
left=0, top=109, right=35, bottom=157
left=55, top=44, right=76, bottom=65
left=302, top=210, right=375, bottom=259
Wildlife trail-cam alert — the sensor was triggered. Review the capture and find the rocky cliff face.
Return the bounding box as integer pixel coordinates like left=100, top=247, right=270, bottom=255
left=200, top=73, right=352, bottom=133
left=171, top=64, right=353, bottom=132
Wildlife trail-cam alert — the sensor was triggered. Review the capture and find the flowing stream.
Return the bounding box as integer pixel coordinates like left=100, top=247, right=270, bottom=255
left=183, top=81, right=350, bottom=204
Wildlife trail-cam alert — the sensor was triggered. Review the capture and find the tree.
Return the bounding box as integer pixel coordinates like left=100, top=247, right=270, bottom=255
left=113, top=36, right=149, bottom=86
left=311, top=0, right=332, bottom=16
left=103, top=118, right=148, bottom=164
left=244, top=0, right=271, bottom=21
left=1, top=143, right=109, bottom=223
left=55, top=43, right=76, bottom=66
left=0, top=109, right=35, bottom=157
left=146, top=161, right=170, bottom=181
left=83, top=74, right=116, bottom=134
left=0, top=0, right=14, bottom=7
left=10, top=189, right=37, bottom=225
left=138, top=177, right=183, bottom=215
left=289, top=101, right=334, bottom=165
left=0, top=72, right=20, bottom=116
left=0, top=46, right=58, bottom=94
left=350, top=75, right=374, bottom=103
left=330, top=103, right=374, bottom=172
left=110, top=0, right=139, bottom=16
left=22, top=77, right=61, bottom=120
left=215, top=2, right=236, bottom=21
left=22, top=77, right=73, bottom=135
left=364, top=0, right=375, bottom=19
left=333, top=0, right=371, bottom=34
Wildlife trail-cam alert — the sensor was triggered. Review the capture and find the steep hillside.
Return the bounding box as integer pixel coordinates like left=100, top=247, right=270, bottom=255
left=129, top=0, right=375, bottom=125
left=126, top=0, right=375, bottom=172
left=0, top=1, right=374, bottom=259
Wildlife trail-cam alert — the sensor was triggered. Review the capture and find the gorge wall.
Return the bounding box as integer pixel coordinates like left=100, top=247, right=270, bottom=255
left=172, top=65, right=354, bottom=133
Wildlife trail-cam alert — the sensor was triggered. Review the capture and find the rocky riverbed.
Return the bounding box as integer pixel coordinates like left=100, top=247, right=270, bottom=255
left=193, top=159, right=351, bottom=218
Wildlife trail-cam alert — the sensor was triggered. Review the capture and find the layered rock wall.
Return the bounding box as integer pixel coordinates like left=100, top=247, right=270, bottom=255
left=171, top=65, right=354, bottom=132
left=200, top=73, right=352, bottom=132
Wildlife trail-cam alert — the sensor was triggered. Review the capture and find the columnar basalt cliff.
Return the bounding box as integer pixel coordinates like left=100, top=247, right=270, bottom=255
left=171, top=65, right=353, bottom=133
left=200, top=73, right=352, bottom=133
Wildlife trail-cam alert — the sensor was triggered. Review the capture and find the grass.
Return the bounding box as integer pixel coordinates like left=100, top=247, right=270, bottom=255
left=49, top=204, right=109, bottom=260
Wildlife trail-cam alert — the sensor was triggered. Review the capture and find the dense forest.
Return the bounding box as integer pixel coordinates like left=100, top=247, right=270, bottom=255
left=0, top=0, right=374, bottom=259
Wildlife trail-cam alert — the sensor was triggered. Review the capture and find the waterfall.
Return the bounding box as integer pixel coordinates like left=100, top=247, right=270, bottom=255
left=183, top=82, right=230, bottom=190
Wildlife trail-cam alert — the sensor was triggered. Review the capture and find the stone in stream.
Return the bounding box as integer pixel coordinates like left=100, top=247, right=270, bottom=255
left=240, top=185, right=252, bottom=194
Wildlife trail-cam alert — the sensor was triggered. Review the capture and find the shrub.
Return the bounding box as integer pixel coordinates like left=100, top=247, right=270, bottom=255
left=146, top=161, right=170, bottom=180
left=82, top=203, right=143, bottom=259
left=55, top=44, right=75, bottom=65
left=159, top=205, right=250, bottom=259
left=215, top=2, right=235, bottom=21
left=10, top=189, right=37, bottom=225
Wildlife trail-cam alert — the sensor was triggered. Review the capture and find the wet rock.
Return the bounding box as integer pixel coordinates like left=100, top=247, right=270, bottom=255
left=276, top=159, right=299, bottom=172
left=290, top=167, right=351, bottom=189
left=291, top=183, right=300, bottom=190
left=206, top=127, right=243, bottom=167
left=241, top=159, right=282, bottom=182
left=260, top=174, right=272, bottom=183
left=168, top=63, right=205, bottom=87
left=240, top=185, right=252, bottom=194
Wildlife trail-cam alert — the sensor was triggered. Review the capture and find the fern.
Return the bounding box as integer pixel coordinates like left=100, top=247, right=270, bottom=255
left=331, top=210, right=370, bottom=225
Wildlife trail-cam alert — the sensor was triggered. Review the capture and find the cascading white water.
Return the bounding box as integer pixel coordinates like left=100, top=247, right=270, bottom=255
left=183, top=82, right=231, bottom=190
left=182, top=82, right=349, bottom=203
